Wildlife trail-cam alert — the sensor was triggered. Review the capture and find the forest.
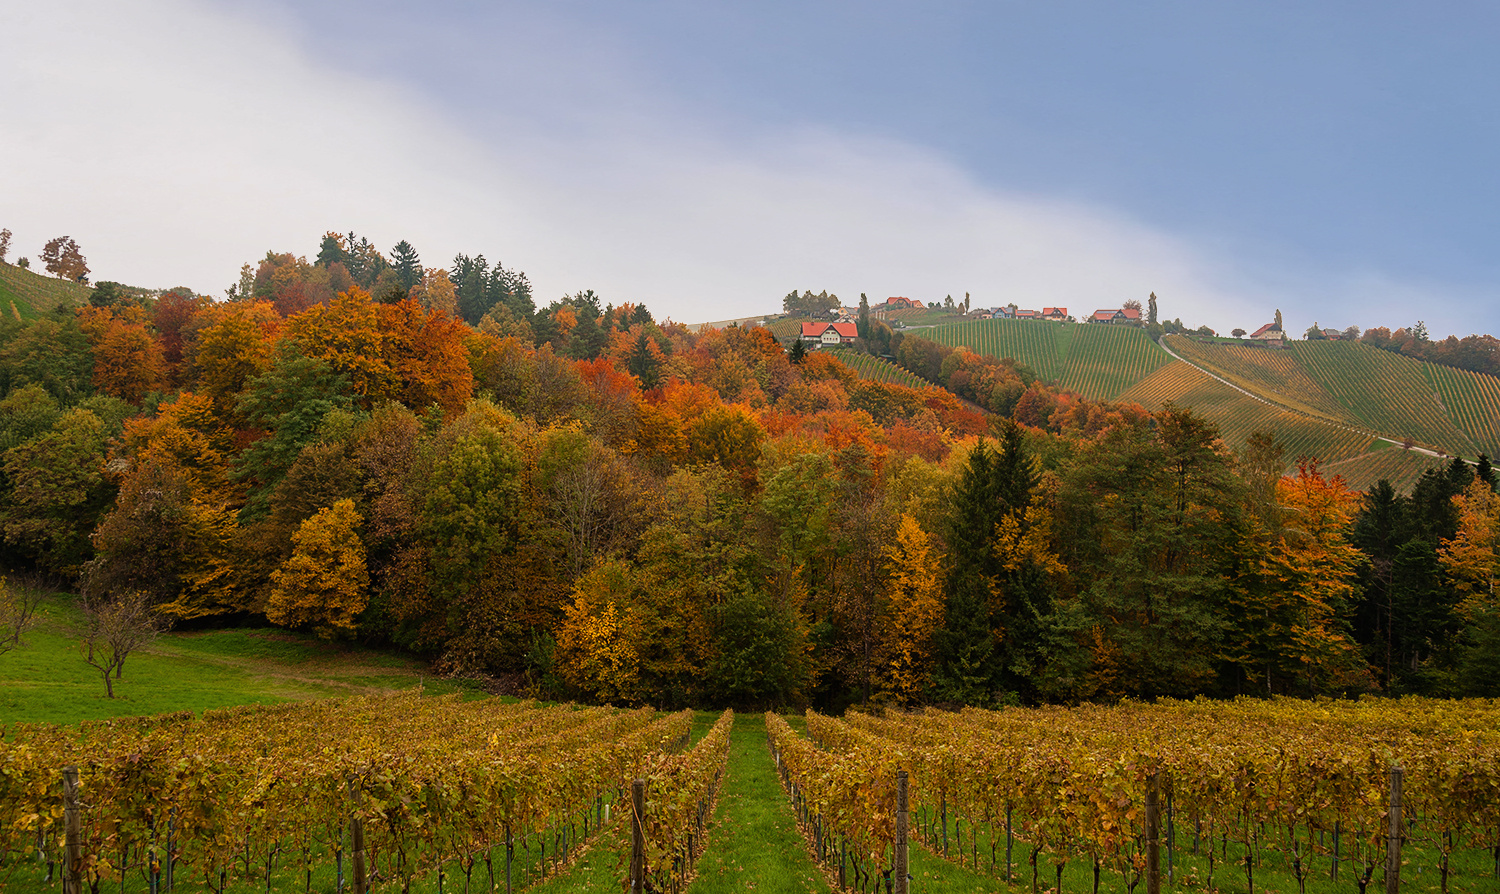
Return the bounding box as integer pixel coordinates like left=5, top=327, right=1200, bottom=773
left=0, top=231, right=1497, bottom=710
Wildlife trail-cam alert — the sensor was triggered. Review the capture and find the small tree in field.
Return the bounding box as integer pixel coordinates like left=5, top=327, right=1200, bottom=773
left=40, top=237, right=88, bottom=281
left=0, top=578, right=42, bottom=656
left=80, top=590, right=166, bottom=697
left=0, top=229, right=12, bottom=265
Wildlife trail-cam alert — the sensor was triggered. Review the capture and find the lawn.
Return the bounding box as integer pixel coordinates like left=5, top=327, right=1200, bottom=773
left=0, top=587, right=475, bottom=726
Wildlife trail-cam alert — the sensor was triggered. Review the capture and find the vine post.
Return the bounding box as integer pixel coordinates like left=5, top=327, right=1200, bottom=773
left=894, top=770, right=909, bottom=894
left=1145, top=771, right=1161, bottom=894
left=63, top=766, right=82, bottom=894
left=629, top=779, right=646, bottom=894
left=1385, top=766, right=1403, bottom=894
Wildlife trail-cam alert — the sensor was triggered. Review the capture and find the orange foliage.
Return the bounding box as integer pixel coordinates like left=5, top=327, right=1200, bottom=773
left=77, top=305, right=167, bottom=404
left=377, top=299, right=475, bottom=416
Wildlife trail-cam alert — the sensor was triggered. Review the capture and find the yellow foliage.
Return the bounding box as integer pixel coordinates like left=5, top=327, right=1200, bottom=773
left=267, top=499, right=369, bottom=637
left=555, top=561, right=641, bottom=702
left=1440, top=476, right=1500, bottom=620
left=880, top=514, right=944, bottom=704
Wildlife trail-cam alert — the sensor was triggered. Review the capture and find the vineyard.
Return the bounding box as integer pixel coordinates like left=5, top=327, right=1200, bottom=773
left=1320, top=444, right=1450, bottom=493
left=1161, top=337, right=1360, bottom=425
left=1116, top=361, right=1381, bottom=474
left=925, top=319, right=1068, bottom=382
left=1290, top=342, right=1482, bottom=456
left=927, top=320, right=1172, bottom=400
left=1422, top=363, right=1500, bottom=459
left=0, top=695, right=732, bottom=894
left=0, top=265, right=91, bottom=321
left=769, top=699, right=1500, bottom=894
left=833, top=352, right=933, bottom=389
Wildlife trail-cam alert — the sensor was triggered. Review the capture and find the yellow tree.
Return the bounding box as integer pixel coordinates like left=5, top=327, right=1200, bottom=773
left=880, top=513, right=944, bottom=704
left=1439, top=476, right=1500, bottom=620
left=554, top=560, right=642, bottom=702
left=267, top=499, right=369, bottom=637
left=1262, top=461, right=1370, bottom=692
left=287, top=287, right=396, bottom=406
left=191, top=300, right=281, bottom=420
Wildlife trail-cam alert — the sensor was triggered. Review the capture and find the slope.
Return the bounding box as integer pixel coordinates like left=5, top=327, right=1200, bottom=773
left=0, top=263, right=92, bottom=320
left=926, top=319, right=1171, bottom=400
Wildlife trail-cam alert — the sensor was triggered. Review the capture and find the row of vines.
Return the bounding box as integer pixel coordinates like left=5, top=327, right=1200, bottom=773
left=773, top=698, right=1500, bottom=894
left=0, top=694, right=701, bottom=894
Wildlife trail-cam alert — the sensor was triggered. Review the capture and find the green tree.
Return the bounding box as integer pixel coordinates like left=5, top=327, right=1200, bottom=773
left=234, top=353, right=355, bottom=517
left=0, top=408, right=112, bottom=576
left=857, top=293, right=871, bottom=341
left=390, top=240, right=423, bottom=296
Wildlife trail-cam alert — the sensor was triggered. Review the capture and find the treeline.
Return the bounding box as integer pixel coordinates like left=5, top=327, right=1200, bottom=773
left=0, top=232, right=1496, bottom=709
left=1358, top=326, right=1500, bottom=378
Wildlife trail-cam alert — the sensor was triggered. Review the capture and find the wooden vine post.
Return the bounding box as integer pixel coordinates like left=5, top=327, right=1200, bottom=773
left=894, top=770, right=910, bottom=894
left=1386, top=765, right=1403, bottom=894
left=350, top=782, right=367, bottom=894
left=63, top=766, right=82, bottom=894
left=1145, top=771, right=1161, bottom=894
left=629, top=779, right=646, bottom=894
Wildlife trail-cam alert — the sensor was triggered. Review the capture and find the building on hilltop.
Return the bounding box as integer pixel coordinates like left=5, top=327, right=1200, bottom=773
left=1248, top=323, right=1285, bottom=346
left=1041, top=307, right=1068, bottom=321
left=800, top=321, right=859, bottom=348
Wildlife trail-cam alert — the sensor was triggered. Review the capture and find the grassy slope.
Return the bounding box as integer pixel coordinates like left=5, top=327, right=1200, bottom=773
left=927, top=319, right=1172, bottom=401
left=0, top=264, right=91, bottom=321
left=0, top=590, right=473, bottom=726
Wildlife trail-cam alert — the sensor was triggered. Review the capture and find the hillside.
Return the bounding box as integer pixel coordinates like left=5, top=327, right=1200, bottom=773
left=0, top=262, right=92, bottom=320
left=921, top=318, right=1494, bottom=491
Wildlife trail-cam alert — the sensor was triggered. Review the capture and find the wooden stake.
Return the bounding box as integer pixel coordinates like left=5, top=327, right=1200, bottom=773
left=1386, top=766, right=1403, bottom=894
left=894, top=771, right=909, bottom=894
left=63, top=766, right=82, bottom=894
left=1145, top=772, right=1161, bottom=894
left=630, top=779, right=646, bottom=894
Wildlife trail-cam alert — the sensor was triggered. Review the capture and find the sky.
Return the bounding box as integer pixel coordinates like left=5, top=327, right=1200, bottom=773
left=2, top=0, right=1496, bottom=337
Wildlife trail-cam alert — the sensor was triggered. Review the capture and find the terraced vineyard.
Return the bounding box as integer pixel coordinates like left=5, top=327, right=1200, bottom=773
left=763, top=316, right=807, bottom=341
left=0, top=263, right=91, bottom=319
left=1163, top=335, right=1359, bottom=424
left=1291, top=341, right=1482, bottom=455
left=926, top=318, right=1067, bottom=381
left=1118, top=360, right=1377, bottom=466
left=1423, top=362, right=1500, bottom=458
left=835, top=350, right=933, bottom=389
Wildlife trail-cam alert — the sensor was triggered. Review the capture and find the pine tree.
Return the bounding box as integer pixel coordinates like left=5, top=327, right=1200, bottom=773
left=857, top=293, right=871, bottom=342
left=391, top=240, right=422, bottom=295
left=1148, top=292, right=1158, bottom=325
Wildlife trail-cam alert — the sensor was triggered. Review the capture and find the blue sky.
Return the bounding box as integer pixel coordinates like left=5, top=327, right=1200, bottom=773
left=2, top=0, right=1496, bottom=337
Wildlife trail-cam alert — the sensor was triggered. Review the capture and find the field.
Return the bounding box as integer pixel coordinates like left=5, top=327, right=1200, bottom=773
left=1162, top=336, right=1360, bottom=424
left=1290, top=341, right=1483, bottom=455
left=1319, top=441, right=1450, bottom=491
left=833, top=351, right=933, bottom=389
left=0, top=264, right=91, bottom=321
left=1116, top=360, right=1385, bottom=478
left=1423, top=361, right=1500, bottom=458
left=926, top=320, right=1172, bottom=400
left=773, top=699, right=1500, bottom=894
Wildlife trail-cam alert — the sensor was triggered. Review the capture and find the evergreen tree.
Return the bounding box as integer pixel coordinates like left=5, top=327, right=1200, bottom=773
left=1148, top=292, right=1158, bottom=325
left=1477, top=454, right=1496, bottom=492
left=857, top=293, right=871, bottom=343
left=315, top=232, right=347, bottom=268
left=788, top=338, right=807, bottom=364
left=391, top=240, right=422, bottom=296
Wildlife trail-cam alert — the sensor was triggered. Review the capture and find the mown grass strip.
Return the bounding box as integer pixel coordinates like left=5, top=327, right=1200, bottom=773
left=687, top=713, right=833, bottom=894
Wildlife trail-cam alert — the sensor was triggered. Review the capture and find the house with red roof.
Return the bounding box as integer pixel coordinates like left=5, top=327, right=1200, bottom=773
left=1089, top=307, right=1142, bottom=325
left=1041, top=307, right=1068, bottom=321
left=800, top=321, right=859, bottom=348
left=884, top=296, right=919, bottom=309
left=1248, top=323, right=1284, bottom=345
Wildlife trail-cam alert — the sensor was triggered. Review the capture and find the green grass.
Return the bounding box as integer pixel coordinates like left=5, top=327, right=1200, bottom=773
left=686, top=713, right=832, bottom=894
left=0, top=589, right=475, bottom=726
left=0, top=264, right=91, bottom=320
left=928, top=320, right=1171, bottom=400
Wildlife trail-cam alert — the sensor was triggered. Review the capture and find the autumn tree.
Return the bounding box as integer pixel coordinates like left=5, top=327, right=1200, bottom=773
left=40, top=237, right=88, bottom=281
left=0, top=408, right=113, bottom=575
left=880, top=513, right=943, bottom=704
left=1439, top=475, right=1500, bottom=689
left=76, top=306, right=167, bottom=404
left=0, top=578, right=41, bottom=656
left=80, top=589, right=166, bottom=698
left=266, top=499, right=369, bottom=638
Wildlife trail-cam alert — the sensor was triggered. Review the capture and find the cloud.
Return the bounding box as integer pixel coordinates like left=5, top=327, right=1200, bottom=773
left=0, top=0, right=1484, bottom=337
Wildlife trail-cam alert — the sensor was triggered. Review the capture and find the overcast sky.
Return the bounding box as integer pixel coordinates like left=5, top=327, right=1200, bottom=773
left=2, top=0, right=1496, bottom=337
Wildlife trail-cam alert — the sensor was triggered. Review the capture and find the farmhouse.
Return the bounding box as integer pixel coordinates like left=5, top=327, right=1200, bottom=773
left=1041, top=307, right=1068, bottom=321
left=800, top=321, right=859, bottom=348
left=1089, top=307, right=1141, bottom=324
left=884, top=296, right=919, bottom=309
left=1248, top=323, right=1285, bottom=345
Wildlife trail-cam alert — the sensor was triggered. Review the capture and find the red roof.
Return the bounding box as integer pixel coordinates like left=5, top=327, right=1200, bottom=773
left=1091, top=309, right=1119, bottom=322
left=1042, top=307, right=1067, bottom=316
left=1120, top=307, right=1141, bottom=320
left=801, top=321, right=858, bottom=339
left=1249, top=323, right=1281, bottom=338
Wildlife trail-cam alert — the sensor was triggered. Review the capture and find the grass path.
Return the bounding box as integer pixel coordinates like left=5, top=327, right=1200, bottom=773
left=686, top=712, right=833, bottom=893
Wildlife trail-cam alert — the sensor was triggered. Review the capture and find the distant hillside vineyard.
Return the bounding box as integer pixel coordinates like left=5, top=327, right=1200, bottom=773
left=921, top=318, right=1495, bottom=492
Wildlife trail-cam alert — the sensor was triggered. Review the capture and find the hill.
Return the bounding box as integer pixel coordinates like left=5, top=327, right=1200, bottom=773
left=0, top=263, right=92, bottom=320
left=921, top=318, right=1495, bottom=491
